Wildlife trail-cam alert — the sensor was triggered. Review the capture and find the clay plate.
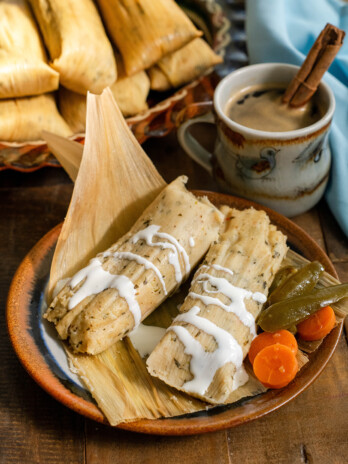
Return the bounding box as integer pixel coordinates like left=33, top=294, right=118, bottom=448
left=7, top=192, right=342, bottom=435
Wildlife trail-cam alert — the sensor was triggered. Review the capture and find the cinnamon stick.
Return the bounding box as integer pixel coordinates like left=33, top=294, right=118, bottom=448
left=283, top=23, right=345, bottom=107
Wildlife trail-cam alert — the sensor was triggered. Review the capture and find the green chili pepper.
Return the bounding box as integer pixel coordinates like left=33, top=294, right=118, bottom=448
left=258, top=283, right=348, bottom=332
left=267, top=261, right=325, bottom=307
left=268, top=265, right=298, bottom=295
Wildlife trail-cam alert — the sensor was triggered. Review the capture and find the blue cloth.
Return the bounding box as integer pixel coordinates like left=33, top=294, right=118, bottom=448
left=246, top=0, right=348, bottom=237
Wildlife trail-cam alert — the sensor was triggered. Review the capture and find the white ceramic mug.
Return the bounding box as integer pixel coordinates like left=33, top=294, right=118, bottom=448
left=177, top=63, right=335, bottom=217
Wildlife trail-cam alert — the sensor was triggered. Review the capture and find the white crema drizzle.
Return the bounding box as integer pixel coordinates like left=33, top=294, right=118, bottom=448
left=168, top=265, right=268, bottom=395
left=170, top=306, right=244, bottom=395
left=111, top=252, right=167, bottom=295
left=68, top=258, right=142, bottom=327
left=131, top=224, right=190, bottom=282
left=190, top=272, right=266, bottom=336
left=64, top=224, right=189, bottom=329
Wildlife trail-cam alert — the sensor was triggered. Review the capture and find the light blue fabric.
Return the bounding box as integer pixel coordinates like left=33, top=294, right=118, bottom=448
left=246, top=0, right=348, bottom=237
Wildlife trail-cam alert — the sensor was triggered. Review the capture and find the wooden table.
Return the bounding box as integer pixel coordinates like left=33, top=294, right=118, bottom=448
left=1, top=132, right=347, bottom=464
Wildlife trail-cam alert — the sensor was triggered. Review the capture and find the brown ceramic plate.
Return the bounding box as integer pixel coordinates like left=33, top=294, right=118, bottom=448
left=7, top=192, right=342, bottom=435
left=0, top=0, right=247, bottom=172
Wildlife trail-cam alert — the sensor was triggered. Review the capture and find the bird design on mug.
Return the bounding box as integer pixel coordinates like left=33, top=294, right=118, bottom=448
left=235, top=147, right=279, bottom=179
left=293, top=132, right=328, bottom=164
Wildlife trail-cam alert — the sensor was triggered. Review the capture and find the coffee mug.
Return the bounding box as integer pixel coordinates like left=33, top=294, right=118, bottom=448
left=177, top=63, right=335, bottom=217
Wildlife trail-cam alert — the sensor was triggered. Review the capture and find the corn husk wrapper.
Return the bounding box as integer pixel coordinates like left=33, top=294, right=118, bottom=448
left=96, top=0, right=202, bottom=76
left=29, top=0, right=116, bottom=95
left=58, top=58, right=150, bottom=133
left=0, top=94, right=72, bottom=142
left=47, top=176, right=223, bottom=354
left=47, top=88, right=165, bottom=300
left=42, top=131, right=83, bottom=182
left=147, top=207, right=288, bottom=404
left=148, top=38, right=223, bottom=91
left=46, top=89, right=342, bottom=427
left=0, top=0, right=59, bottom=99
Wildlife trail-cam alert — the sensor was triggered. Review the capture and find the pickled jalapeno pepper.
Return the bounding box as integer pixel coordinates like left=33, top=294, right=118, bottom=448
left=268, top=266, right=298, bottom=295
left=267, top=261, right=325, bottom=307
left=258, top=283, right=348, bottom=332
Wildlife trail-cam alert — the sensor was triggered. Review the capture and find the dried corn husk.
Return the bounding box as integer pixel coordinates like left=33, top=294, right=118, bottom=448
left=0, top=0, right=59, bottom=98
left=148, top=38, right=223, bottom=91
left=147, top=207, right=288, bottom=404
left=29, top=0, right=116, bottom=95
left=47, top=176, right=223, bottom=354
left=0, top=94, right=72, bottom=142
left=47, top=88, right=165, bottom=300
left=42, top=131, right=83, bottom=181
left=59, top=60, right=150, bottom=133
left=96, top=0, right=202, bottom=76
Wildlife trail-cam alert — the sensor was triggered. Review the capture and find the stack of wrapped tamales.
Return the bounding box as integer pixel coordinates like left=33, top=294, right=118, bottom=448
left=0, top=0, right=222, bottom=142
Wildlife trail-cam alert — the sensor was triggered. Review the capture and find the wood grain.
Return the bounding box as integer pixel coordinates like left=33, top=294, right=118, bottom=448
left=85, top=422, right=230, bottom=464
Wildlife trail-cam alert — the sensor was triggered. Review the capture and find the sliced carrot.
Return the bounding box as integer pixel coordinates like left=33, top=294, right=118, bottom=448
left=297, top=305, right=336, bottom=341
left=253, top=344, right=298, bottom=389
left=248, top=330, right=298, bottom=365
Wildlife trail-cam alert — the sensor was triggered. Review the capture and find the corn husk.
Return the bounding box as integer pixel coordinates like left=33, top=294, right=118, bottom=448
left=42, top=131, right=83, bottom=181
left=0, top=0, right=59, bottom=99
left=96, top=0, right=202, bottom=76
left=147, top=207, right=288, bottom=404
left=47, top=176, right=223, bottom=354
left=148, top=38, right=223, bottom=91
left=29, top=0, right=116, bottom=95
left=46, top=88, right=343, bottom=427
left=58, top=57, right=150, bottom=133
left=47, top=88, right=165, bottom=300
left=0, top=94, right=72, bottom=142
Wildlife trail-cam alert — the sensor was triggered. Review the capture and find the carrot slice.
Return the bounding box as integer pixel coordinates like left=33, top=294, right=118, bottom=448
left=248, top=330, right=298, bottom=365
left=253, top=344, right=298, bottom=389
left=297, top=305, right=336, bottom=341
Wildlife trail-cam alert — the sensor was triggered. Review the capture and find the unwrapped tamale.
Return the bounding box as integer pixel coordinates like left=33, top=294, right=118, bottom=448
left=147, top=207, right=288, bottom=404
left=45, top=176, right=223, bottom=355
left=29, top=0, right=116, bottom=95
left=59, top=58, right=150, bottom=133
left=0, top=94, right=72, bottom=142
left=148, top=38, right=222, bottom=91
left=0, top=0, right=59, bottom=99
left=96, top=0, right=202, bottom=76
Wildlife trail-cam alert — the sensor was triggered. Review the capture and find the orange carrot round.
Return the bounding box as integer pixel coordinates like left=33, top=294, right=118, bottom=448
left=248, top=330, right=298, bottom=365
left=297, top=305, right=336, bottom=341
left=253, top=344, right=298, bottom=389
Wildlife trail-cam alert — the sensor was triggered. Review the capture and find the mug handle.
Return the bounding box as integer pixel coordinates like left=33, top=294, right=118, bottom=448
left=176, top=102, right=214, bottom=175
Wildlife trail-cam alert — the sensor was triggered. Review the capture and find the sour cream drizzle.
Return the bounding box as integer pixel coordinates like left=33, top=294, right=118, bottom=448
left=68, top=258, right=142, bottom=327
left=168, top=266, right=267, bottom=395
left=65, top=225, right=189, bottom=329
left=111, top=251, right=167, bottom=295
left=170, top=306, right=244, bottom=395
left=131, top=224, right=190, bottom=282
left=189, top=273, right=266, bottom=337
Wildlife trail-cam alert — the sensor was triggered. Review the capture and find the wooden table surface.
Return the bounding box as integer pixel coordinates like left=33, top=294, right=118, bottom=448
left=1, top=132, right=347, bottom=464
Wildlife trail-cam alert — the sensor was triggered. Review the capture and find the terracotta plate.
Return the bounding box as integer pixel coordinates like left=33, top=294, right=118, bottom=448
left=7, top=192, right=342, bottom=435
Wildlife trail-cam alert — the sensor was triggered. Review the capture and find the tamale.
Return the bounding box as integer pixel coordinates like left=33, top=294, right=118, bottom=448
left=0, top=0, right=59, bottom=99
left=0, top=94, right=72, bottom=142
left=148, top=38, right=223, bottom=91
left=147, top=207, right=288, bottom=404
left=59, top=61, right=150, bottom=133
left=96, top=0, right=202, bottom=76
left=46, top=176, right=224, bottom=354
left=29, top=0, right=116, bottom=95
